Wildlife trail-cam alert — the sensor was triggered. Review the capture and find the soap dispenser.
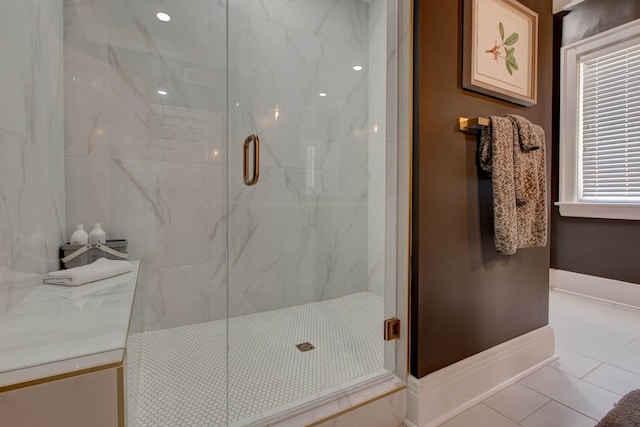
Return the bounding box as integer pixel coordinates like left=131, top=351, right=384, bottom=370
left=70, top=224, right=89, bottom=245
left=88, top=223, right=107, bottom=244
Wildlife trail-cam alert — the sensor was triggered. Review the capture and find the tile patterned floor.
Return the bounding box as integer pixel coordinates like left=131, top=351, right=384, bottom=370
left=441, top=290, right=640, bottom=426
left=127, top=292, right=384, bottom=426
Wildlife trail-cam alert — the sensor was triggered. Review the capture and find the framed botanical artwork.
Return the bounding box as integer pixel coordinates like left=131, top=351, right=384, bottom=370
left=462, top=0, right=538, bottom=106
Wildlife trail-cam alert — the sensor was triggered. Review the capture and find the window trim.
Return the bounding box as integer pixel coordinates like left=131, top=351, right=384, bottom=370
left=558, top=17, right=640, bottom=220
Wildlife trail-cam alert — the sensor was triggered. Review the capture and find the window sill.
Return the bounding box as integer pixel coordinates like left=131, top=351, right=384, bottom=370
left=555, top=202, right=640, bottom=220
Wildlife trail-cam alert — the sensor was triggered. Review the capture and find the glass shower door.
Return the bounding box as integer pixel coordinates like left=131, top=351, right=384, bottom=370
left=226, top=1, right=394, bottom=424
left=101, top=0, right=230, bottom=425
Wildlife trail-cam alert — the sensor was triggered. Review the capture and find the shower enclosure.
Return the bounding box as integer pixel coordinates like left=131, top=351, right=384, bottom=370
left=63, top=0, right=404, bottom=425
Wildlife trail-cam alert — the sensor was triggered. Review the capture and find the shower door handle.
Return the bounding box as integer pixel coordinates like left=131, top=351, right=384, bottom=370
left=243, top=134, right=260, bottom=186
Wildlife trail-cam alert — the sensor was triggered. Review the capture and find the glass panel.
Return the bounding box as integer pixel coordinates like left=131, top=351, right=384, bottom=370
left=91, top=0, right=229, bottom=425
left=227, top=0, right=394, bottom=424
left=69, top=0, right=397, bottom=423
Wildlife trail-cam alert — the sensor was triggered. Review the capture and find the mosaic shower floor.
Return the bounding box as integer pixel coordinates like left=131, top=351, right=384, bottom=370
left=127, top=292, right=385, bottom=426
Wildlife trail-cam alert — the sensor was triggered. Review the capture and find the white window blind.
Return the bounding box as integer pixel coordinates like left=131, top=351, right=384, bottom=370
left=580, top=44, right=640, bottom=202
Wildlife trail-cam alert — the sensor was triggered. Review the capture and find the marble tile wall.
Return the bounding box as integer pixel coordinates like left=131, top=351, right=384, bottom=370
left=64, top=0, right=390, bottom=331
left=0, top=2, right=65, bottom=316
left=64, top=0, right=227, bottom=330
left=226, top=0, right=372, bottom=318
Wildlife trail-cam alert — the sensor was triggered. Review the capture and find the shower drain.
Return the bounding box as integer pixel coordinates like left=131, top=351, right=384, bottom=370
left=295, top=342, right=315, bottom=352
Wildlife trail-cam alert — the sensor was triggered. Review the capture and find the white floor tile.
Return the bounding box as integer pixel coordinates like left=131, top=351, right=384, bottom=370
left=484, top=383, right=549, bottom=422
left=436, top=291, right=640, bottom=427
left=625, top=338, right=640, bottom=356
left=519, top=366, right=619, bottom=420
left=554, top=329, right=640, bottom=376
left=549, top=292, right=613, bottom=321
left=584, top=305, right=640, bottom=338
left=439, top=404, right=519, bottom=427
left=551, top=313, right=635, bottom=350
left=583, top=363, right=640, bottom=396
left=549, top=290, right=568, bottom=303
left=520, top=401, right=597, bottom=427
left=551, top=347, right=601, bottom=379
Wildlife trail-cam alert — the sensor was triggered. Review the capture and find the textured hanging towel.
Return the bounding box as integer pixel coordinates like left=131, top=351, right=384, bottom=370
left=479, top=115, right=547, bottom=255
left=44, top=258, right=133, bottom=286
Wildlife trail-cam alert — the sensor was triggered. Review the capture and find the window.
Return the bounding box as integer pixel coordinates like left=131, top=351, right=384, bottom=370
left=558, top=18, right=640, bottom=220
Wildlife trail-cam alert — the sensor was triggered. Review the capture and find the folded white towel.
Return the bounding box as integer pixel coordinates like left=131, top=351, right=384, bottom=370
left=44, top=258, right=133, bottom=286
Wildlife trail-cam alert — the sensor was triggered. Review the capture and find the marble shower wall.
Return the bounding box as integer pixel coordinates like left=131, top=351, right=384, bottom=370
left=0, top=2, right=65, bottom=316
left=64, top=0, right=226, bottom=330
left=64, top=0, right=385, bottom=330
left=226, top=0, right=374, bottom=317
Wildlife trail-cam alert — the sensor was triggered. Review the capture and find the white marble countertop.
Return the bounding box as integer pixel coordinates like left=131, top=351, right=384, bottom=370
left=0, top=261, right=139, bottom=388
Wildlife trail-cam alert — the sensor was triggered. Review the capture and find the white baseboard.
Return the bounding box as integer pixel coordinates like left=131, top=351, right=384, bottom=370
left=550, top=269, right=640, bottom=309
left=405, top=325, right=556, bottom=427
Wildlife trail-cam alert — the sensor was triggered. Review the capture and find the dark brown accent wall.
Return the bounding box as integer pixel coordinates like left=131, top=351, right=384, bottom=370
left=411, top=0, right=552, bottom=378
left=551, top=0, right=640, bottom=285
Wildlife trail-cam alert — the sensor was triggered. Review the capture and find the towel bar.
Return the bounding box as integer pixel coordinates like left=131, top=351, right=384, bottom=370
left=458, top=117, right=490, bottom=135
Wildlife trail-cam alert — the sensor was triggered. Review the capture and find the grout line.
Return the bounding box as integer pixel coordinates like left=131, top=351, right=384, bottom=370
left=517, top=380, right=547, bottom=396
left=581, top=379, right=623, bottom=397
left=522, top=365, right=617, bottom=420
left=482, top=402, right=524, bottom=425
left=578, top=318, right=638, bottom=347
left=482, top=383, right=550, bottom=424
left=582, top=362, right=640, bottom=395
left=517, top=399, right=554, bottom=426
left=518, top=398, right=600, bottom=425
left=547, top=363, right=583, bottom=378
left=622, top=337, right=640, bottom=351
left=579, top=312, right=599, bottom=321
left=592, top=360, right=640, bottom=379
left=553, top=400, right=599, bottom=422
left=552, top=312, right=637, bottom=348
left=555, top=345, right=604, bottom=365
left=512, top=381, right=555, bottom=424
left=581, top=361, right=603, bottom=379
left=479, top=401, right=522, bottom=425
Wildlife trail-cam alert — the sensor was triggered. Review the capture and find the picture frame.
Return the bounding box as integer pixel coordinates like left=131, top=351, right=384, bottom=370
left=462, top=0, right=538, bottom=106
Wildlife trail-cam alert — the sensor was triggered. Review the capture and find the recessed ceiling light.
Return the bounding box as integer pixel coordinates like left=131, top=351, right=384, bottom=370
left=352, top=65, right=363, bottom=71
left=157, top=89, right=168, bottom=95
left=319, top=92, right=327, bottom=97
left=156, top=12, right=171, bottom=22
